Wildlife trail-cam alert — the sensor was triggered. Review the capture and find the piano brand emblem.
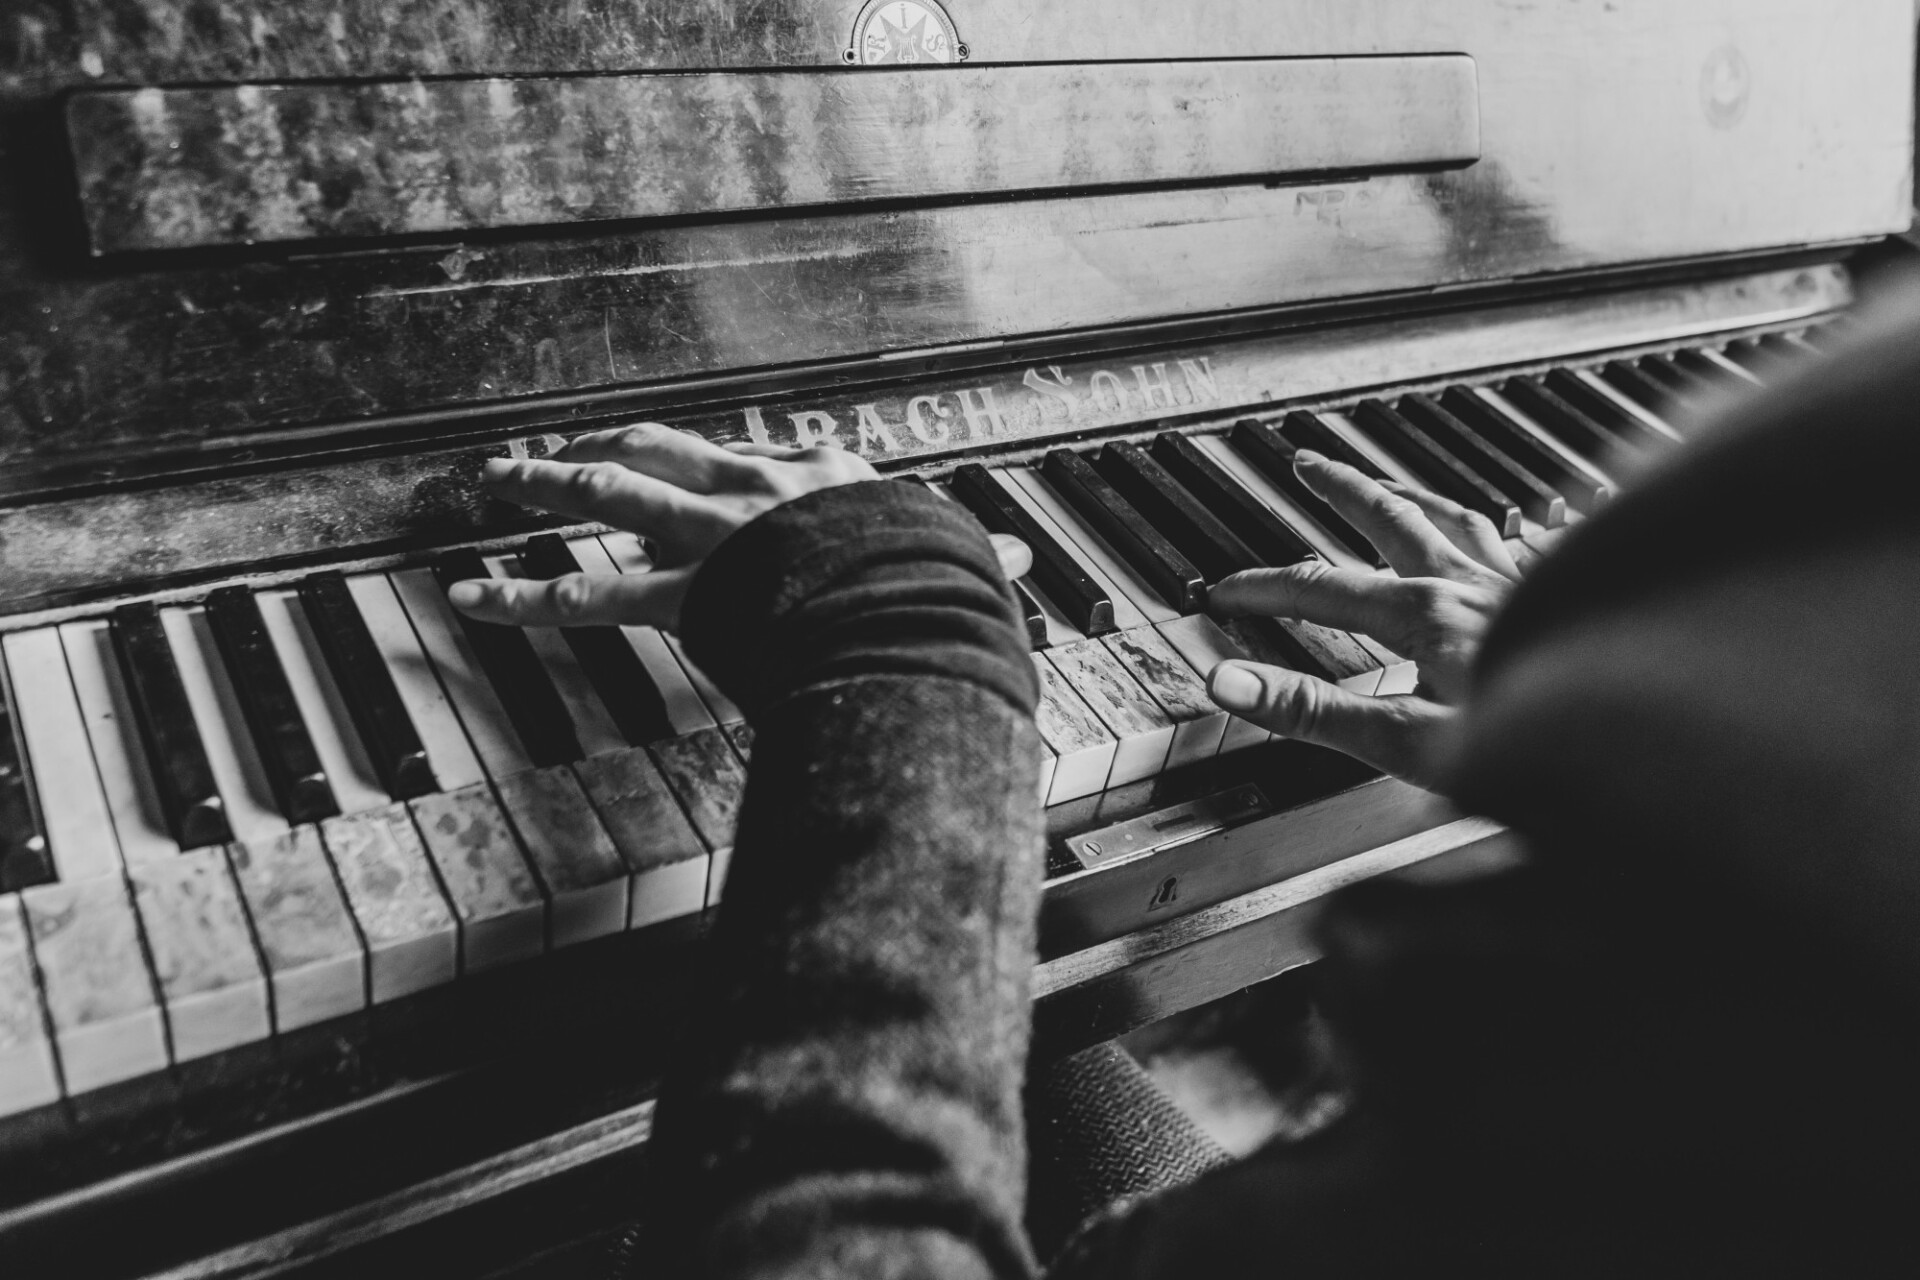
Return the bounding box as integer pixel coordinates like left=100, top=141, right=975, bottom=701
left=844, top=0, right=968, bottom=64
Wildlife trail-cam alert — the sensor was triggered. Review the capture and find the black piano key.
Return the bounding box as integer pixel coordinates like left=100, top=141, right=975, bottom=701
left=519, top=534, right=676, bottom=745
left=1398, top=393, right=1566, bottom=528
left=1540, top=368, right=1673, bottom=450
left=1436, top=388, right=1611, bottom=516
left=1227, top=419, right=1385, bottom=567
left=0, top=685, right=52, bottom=891
left=430, top=550, right=584, bottom=768
left=1148, top=432, right=1316, bottom=568
left=109, top=602, right=232, bottom=849
left=205, top=588, right=339, bottom=823
left=1276, top=411, right=1390, bottom=481
left=1598, top=358, right=1687, bottom=417
left=1635, top=354, right=1717, bottom=401
left=1349, top=399, right=1523, bottom=537
left=298, top=573, right=441, bottom=798
left=1042, top=449, right=1207, bottom=613
left=1012, top=583, right=1049, bottom=651
left=1088, top=441, right=1261, bottom=582
left=1718, top=337, right=1778, bottom=380
left=948, top=464, right=1114, bottom=636
left=1502, top=376, right=1645, bottom=463
left=1672, top=347, right=1756, bottom=390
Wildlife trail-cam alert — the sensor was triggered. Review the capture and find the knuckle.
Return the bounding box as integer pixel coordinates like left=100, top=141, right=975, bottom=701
left=569, top=461, right=626, bottom=502
left=1456, top=509, right=1497, bottom=540
left=547, top=574, right=595, bottom=621
left=1273, top=678, right=1326, bottom=739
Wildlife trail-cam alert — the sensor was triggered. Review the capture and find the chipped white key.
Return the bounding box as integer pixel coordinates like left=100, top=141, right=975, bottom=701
left=227, top=826, right=366, bottom=1031
left=322, top=805, right=458, bottom=1001
left=410, top=784, right=546, bottom=971
left=1044, top=641, right=1174, bottom=787
left=3, top=629, right=120, bottom=882
left=495, top=767, right=628, bottom=946
left=127, top=848, right=269, bottom=1061
left=0, top=894, right=60, bottom=1117
left=1102, top=626, right=1229, bottom=767
left=22, top=876, right=166, bottom=1093
left=1032, top=655, right=1116, bottom=805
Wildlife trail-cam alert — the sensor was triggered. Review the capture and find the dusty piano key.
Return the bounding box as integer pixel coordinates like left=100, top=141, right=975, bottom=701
left=4, top=629, right=122, bottom=881
left=1396, top=393, right=1566, bottom=528
left=61, top=622, right=183, bottom=866
left=1597, top=357, right=1688, bottom=418
left=205, top=587, right=339, bottom=824
left=0, top=676, right=52, bottom=892
left=410, top=784, right=545, bottom=971
left=126, top=847, right=269, bottom=1061
left=1502, top=376, right=1647, bottom=465
left=1224, top=616, right=1383, bottom=696
left=430, top=549, right=583, bottom=768
left=1349, top=400, right=1522, bottom=537
left=1101, top=627, right=1229, bottom=768
left=1089, top=441, right=1262, bottom=583
left=1436, top=387, right=1611, bottom=515
left=227, top=826, right=366, bottom=1032
left=575, top=748, right=709, bottom=929
left=110, top=604, right=235, bottom=849
left=484, top=553, right=626, bottom=758
left=1277, top=410, right=1391, bottom=481
left=1044, top=641, right=1174, bottom=787
left=997, top=468, right=1161, bottom=630
left=0, top=895, right=60, bottom=1117
left=1149, top=433, right=1317, bottom=567
left=298, top=573, right=438, bottom=800
left=21, top=876, right=167, bottom=1094
left=494, top=767, right=629, bottom=946
left=1541, top=368, right=1678, bottom=449
left=520, top=534, right=675, bottom=745
left=949, top=463, right=1115, bottom=636
left=157, top=608, right=289, bottom=845
left=649, top=727, right=748, bottom=905
left=590, top=533, right=722, bottom=736
left=1031, top=654, right=1117, bottom=806
left=1150, top=614, right=1269, bottom=753
left=344, top=573, right=486, bottom=792
left=321, top=805, right=459, bottom=1001
left=251, top=589, right=391, bottom=817
left=1227, top=420, right=1384, bottom=568
left=1042, top=449, right=1206, bottom=613
left=390, top=567, right=534, bottom=780
left=662, top=632, right=745, bottom=729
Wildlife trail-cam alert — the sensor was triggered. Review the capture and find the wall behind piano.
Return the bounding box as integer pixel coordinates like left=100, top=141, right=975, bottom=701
left=0, top=1, right=1910, bottom=501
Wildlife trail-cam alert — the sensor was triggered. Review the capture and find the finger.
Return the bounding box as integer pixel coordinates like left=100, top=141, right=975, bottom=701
left=446, top=568, right=692, bottom=632
left=1208, top=561, right=1411, bottom=640
left=723, top=441, right=807, bottom=459
left=989, top=533, right=1033, bottom=583
left=481, top=456, right=733, bottom=545
left=553, top=422, right=761, bottom=494
left=1292, top=450, right=1477, bottom=579
left=1377, top=481, right=1521, bottom=581
left=1206, top=660, right=1452, bottom=785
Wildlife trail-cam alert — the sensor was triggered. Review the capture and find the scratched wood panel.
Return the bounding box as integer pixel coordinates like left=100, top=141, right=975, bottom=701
left=66, top=58, right=1478, bottom=253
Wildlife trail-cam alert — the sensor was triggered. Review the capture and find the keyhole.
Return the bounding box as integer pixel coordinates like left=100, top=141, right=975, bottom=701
left=1148, top=876, right=1179, bottom=910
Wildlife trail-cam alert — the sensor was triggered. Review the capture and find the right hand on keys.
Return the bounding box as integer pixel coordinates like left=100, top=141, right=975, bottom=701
left=447, top=425, right=1031, bottom=632
left=1204, top=449, right=1520, bottom=786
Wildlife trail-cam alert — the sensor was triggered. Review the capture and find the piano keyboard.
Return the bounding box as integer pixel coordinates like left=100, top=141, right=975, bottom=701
left=0, top=330, right=1813, bottom=1118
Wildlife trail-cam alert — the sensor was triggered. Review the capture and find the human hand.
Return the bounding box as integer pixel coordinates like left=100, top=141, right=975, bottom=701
left=447, top=425, right=1031, bottom=631
left=1203, top=449, right=1520, bottom=785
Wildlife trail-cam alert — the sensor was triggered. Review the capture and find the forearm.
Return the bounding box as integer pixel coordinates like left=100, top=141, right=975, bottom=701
left=644, top=482, right=1045, bottom=1279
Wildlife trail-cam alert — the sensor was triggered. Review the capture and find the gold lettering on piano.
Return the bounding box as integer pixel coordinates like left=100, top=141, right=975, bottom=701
left=1130, top=363, right=1177, bottom=411
left=742, top=405, right=773, bottom=446
left=1089, top=370, right=1129, bottom=414
left=1023, top=366, right=1078, bottom=421
left=953, top=387, right=1012, bottom=439
left=853, top=404, right=904, bottom=453
left=906, top=395, right=952, bottom=444
left=788, top=410, right=842, bottom=449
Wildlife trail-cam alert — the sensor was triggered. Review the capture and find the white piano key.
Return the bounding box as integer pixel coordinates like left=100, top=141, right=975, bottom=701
left=22, top=876, right=167, bottom=1093
left=1356, top=634, right=1421, bottom=696
left=253, top=589, right=388, bottom=814
left=1474, top=386, right=1618, bottom=492
left=1102, top=626, right=1230, bottom=768
left=126, top=848, right=269, bottom=1062
left=662, top=634, right=744, bottom=727
left=495, top=767, right=629, bottom=946
left=483, top=553, right=627, bottom=758
left=345, top=573, right=485, bottom=792
left=321, top=805, right=458, bottom=1002
left=1694, top=347, right=1767, bottom=388
left=410, top=785, right=546, bottom=971
left=920, top=479, right=1079, bottom=649
left=227, top=826, right=366, bottom=1031
left=647, top=728, right=747, bottom=906
left=593, top=534, right=719, bottom=735
left=1192, top=434, right=1374, bottom=575
left=0, top=894, right=61, bottom=1117
left=574, top=748, right=709, bottom=929
left=1155, top=614, right=1271, bottom=752
left=390, top=566, right=534, bottom=779
left=2, top=629, right=120, bottom=882
left=1314, top=410, right=1424, bottom=489
left=1044, top=642, right=1174, bottom=787
left=996, top=467, right=1162, bottom=629
left=1031, top=655, right=1116, bottom=805
left=1573, top=368, right=1686, bottom=444
left=157, top=607, right=289, bottom=845
left=60, top=620, right=176, bottom=866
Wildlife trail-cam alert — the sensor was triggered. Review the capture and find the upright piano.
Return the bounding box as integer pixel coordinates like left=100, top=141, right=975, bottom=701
left=0, top=1, right=1911, bottom=1274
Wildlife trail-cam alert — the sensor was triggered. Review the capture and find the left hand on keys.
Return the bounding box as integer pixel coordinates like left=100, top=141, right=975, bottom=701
left=448, top=425, right=1032, bottom=632
left=1204, top=449, right=1520, bottom=786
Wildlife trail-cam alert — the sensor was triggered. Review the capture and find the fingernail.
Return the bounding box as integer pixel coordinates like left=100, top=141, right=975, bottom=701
left=481, top=457, right=514, bottom=482
left=1293, top=448, right=1326, bottom=468
left=447, top=581, right=486, bottom=609
left=1209, top=662, right=1266, bottom=713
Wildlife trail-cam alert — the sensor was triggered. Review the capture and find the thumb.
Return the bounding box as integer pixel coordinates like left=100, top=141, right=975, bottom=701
left=1207, top=660, right=1452, bottom=786
left=988, top=533, right=1034, bottom=583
